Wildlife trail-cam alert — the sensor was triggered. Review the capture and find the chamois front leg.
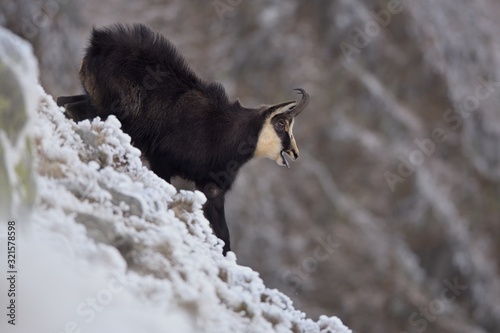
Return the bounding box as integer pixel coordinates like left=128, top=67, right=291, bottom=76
left=198, top=184, right=231, bottom=255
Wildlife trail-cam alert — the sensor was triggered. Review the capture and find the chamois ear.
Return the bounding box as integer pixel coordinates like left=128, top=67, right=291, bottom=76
left=261, top=88, right=310, bottom=118
left=261, top=101, right=297, bottom=118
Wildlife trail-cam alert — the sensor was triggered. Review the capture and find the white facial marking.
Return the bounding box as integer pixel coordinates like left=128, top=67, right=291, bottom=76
left=254, top=118, right=281, bottom=161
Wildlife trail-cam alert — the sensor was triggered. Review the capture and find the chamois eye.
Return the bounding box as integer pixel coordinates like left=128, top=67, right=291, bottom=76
left=275, top=120, right=286, bottom=132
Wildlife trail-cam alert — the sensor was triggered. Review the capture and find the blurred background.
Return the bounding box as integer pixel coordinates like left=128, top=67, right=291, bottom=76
left=2, top=1, right=499, bottom=332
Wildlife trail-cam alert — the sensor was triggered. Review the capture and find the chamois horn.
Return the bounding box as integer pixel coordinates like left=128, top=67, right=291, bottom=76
left=289, top=88, right=309, bottom=117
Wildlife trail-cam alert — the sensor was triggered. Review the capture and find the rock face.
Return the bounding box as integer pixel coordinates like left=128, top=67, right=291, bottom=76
left=3, top=1, right=500, bottom=332
left=0, top=28, right=350, bottom=333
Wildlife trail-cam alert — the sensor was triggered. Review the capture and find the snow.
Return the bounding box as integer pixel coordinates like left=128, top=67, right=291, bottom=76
left=0, top=28, right=351, bottom=333
left=0, top=26, right=39, bottom=218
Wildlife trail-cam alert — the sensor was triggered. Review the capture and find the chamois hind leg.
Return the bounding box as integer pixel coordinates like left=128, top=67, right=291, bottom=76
left=56, top=94, right=87, bottom=107
left=63, top=100, right=97, bottom=122
left=198, top=184, right=231, bottom=255
left=57, top=94, right=97, bottom=121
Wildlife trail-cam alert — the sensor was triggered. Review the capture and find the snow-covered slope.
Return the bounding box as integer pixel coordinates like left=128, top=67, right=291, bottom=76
left=0, top=27, right=351, bottom=333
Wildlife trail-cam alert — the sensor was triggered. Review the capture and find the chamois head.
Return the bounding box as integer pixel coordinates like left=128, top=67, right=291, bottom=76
left=255, top=88, right=309, bottom=168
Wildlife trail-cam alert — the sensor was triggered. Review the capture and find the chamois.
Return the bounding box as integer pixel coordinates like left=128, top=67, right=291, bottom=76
left=57, top=23, right=309, bottom=255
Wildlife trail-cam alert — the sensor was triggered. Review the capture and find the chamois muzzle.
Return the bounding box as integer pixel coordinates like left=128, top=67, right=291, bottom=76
left=289, top=88, right=309, bottom=118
